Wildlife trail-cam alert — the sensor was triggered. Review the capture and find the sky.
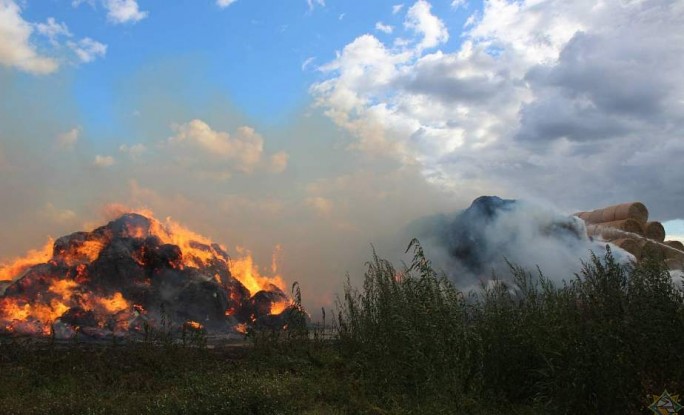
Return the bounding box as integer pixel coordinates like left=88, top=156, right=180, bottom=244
left=1, top=0, right=683, bottom=308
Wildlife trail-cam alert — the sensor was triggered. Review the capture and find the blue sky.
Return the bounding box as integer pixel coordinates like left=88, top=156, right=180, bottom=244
left=17, top=1, right=479, bottom=130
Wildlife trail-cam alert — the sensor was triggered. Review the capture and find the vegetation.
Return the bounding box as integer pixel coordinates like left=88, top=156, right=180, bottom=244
left=0, top=242, right=682, bottom=414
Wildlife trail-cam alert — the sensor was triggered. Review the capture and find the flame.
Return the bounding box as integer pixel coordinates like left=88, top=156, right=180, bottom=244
left=184, top=320, right=203, bottom=331
left=235, top=323, right=247, bottom=334
left=230, top=247, right=286, bottom=295
left=94, top=292, right=129, bottom=314
left=0, top=209, right=293, bottom=337
left=0, top=238, right=54, bottom=281
left=270, top=299, right=292, bottom=315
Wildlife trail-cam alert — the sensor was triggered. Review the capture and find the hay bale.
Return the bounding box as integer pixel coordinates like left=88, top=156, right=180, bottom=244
left=599, top=219, right=645, bottom=235
left=573, top=212, right=592, bottom=221
left=586, top=220, right=644, bottom=239
left=665, top=240, right=684, bottom=252
left=610, top=238, right=642, bottom=258
left=586, top=224, right=624, bottom=240
left=638, top=239, right=665, bottom=261
left=663, top=244, right=684, bottom=260
left=581, top=202, right=649, bottom=224
left=666, top=257, right=684, bottom=271
left=644, top=221, right=665, bottom=242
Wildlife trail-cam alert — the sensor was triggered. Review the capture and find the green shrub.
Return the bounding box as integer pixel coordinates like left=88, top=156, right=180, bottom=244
left=337, top=242, right=684, bottom=413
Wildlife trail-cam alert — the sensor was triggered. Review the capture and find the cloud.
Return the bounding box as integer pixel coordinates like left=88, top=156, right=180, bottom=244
left=301, top=56, right=316, bottom=71
left=93, top=155, right=115, bottom=167
left=450, top=0, right=467, bottom=9
left=71, top=0, right=95, bottom=7
left=375, top=22, right=393, bottom=34
left=103, top=0, right=148, bottom=24
left=268, top=151, right=289, bottom=174
left=0, top=0, right=59, bottom=74
left=56, top=126, right=81, bottom=149
left=168, top=119, right=287, bottom=175
left=405, top=0, right=448, bottom=49
left=392, top=4, right=404, bottom=14
left=312, top=0, right=684, bottom=219
left=216, top=0, right=238, bottom=8
left=119, top=143, right=146, bottom=158
left=40, top=203, right=77, bottom=224
left=306, top=0, right=325, bottom=11
left=68, top=37, right=107, bottom=63
left=305, top=196, right=334, bottom=217
left=35, top=17, right=72, bottom=45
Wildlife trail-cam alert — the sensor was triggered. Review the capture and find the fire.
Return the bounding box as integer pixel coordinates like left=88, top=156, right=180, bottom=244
left=230, top=247, right=286, bottom=296
left=0, top=210, right=296, bottom=338
left=184, top=320, right=203, bottom=331
left=0, top=238, right=54, bottom=281
left=270, top=299, right=292, bottom=315
left=94, top=292, right=129, bottom=314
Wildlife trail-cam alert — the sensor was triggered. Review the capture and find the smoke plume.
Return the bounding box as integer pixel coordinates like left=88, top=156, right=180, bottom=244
left=407, top=196, right=634, bottom=289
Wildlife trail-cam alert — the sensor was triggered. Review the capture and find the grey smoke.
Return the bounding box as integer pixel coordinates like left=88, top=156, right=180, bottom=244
left=407, top=196, right=634, bottom=289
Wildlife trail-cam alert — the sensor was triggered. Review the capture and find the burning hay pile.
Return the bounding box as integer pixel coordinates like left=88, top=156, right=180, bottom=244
left=0, top=213, right=298, bottom=339
left=574, top=202, right=684, bottom=271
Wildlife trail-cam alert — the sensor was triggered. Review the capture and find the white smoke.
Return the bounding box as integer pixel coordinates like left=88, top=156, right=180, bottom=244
left=408, top=196, right=634, bottom=289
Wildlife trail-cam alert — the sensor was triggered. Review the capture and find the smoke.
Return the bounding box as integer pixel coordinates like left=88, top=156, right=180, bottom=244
left=0, top=64, right=465, bottom=315
left=407, top=196, right=634, bottom=289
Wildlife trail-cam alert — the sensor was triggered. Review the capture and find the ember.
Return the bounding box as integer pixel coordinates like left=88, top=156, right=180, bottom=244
left=0, top=212, right=298, bottom=339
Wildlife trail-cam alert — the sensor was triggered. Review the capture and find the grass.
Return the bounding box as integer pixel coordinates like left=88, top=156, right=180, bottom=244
left=0, top=242, right=682, bottom=414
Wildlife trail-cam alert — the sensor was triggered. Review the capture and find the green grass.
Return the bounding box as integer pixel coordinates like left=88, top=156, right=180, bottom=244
left=1, top=242, right=682, bottom=414
left=336, top=241, right=684, bottom=414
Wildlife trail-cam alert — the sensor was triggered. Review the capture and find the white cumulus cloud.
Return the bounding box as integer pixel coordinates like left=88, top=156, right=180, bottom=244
left=375, top=22, right=394, bottom=34
left=0, top=0, right=59, bottom=74
left=404, top=0, right=448, bottom=50
left=35, top=17, right=72, bottom=45
left=119, top=143, right=146, bottom=158
left=103, top=0, right=148, bottom=24
left=169, top=119, right=287, bottom=175
left=216, top=0, right=238, bottom=8
left=312, top=0, right=684, bottom=219
left=93, top=155, right=115, bottom=168
left=306, top=0, right=325, bottom=11
left=68, top=37, right=107, bottom=63
left=56, top=126, right=81, bottom=149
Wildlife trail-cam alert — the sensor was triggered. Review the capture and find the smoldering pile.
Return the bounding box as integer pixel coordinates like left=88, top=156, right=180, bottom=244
left=574, top=202, right=684, bottom=271
left=407, top=196, right=631, bottom=286
left=0, top=213, right=298, bottom=340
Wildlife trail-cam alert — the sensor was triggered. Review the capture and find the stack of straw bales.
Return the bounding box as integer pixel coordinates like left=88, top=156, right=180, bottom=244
left=573, top=202, right=684, bottom=271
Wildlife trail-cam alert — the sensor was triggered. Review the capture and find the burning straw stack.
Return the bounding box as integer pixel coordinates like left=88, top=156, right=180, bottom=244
left=574, top=202, right=684, bottom=271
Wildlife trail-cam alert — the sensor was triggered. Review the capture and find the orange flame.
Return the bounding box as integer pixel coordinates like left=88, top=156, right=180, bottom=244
left=0, top=208, right=291, bottom=336
left=235, top=323, right=247, bottom=334
left=230, top=247, right=286, bottom=296
left=0, top=238, right=54, bottom=281
left=270, top=299, right=292, bottom=315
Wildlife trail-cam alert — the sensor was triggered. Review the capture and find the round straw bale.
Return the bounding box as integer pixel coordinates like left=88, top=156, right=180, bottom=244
left=665, top=240, right=684, bottom=252
left=613, top=202, right=648, bottom=223
left=579, top=202, right=648, bottom=224
left=663, top=245, right=684, bottom=261
left=586, top=224, right=624, bottom=241
left=599, top=219, right=645, bottom=235
left=587, top=210, right=605, bottom=223
left=601, top=206, right=618, bottom=223
left=666, top=257, right=684, bottom=271
left=644, top=221, right=665, bottom=242
left=638, top=239, right=665, bottom=261
left=610, top=238, right=642, bottom=258
left=573, top=212, right=591, bottom=221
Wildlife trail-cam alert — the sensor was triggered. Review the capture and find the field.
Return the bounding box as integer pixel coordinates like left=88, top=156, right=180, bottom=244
left=1, top=244, right=682, bottom=415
